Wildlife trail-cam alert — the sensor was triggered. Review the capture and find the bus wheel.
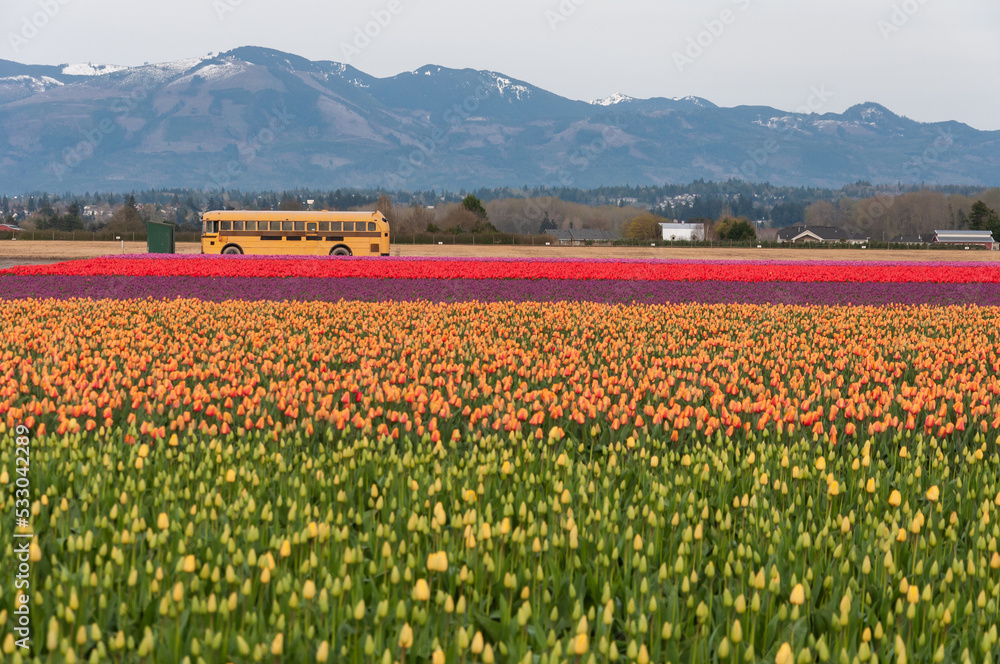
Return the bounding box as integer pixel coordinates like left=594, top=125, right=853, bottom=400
left=222, top=245, right=243, bottom=255
left=330, top=246, right=352, bottom=256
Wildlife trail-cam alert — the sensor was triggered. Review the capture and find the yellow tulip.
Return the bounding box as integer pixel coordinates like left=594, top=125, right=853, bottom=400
left=398, top=623, right=413, bottom=649
left=889, top=490, right=901, bottom=507
left=789, top=584, right=805, bottom=605
left=926, top=485, right=940, bottom=502
left=731, top=619, right=743, bottom=644
left=413, top=578, right=430, bottom=601
left=427, top=551, right=448, bottom=573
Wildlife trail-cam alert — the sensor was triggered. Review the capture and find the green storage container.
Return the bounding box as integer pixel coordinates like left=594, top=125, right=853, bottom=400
left=146, top=220, right=176, bottom=254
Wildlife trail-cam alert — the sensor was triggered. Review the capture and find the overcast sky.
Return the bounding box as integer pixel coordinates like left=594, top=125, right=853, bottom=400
left=5, top=0, right=999, bottom=130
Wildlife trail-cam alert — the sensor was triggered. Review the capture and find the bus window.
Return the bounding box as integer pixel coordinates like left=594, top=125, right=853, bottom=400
left=307, top=222, right=317, bottom=232
left=270, top=221, right=282, bottom=231
left=245, top=221, right=256, bottom=231
left=221, top=221, right=231, bottom=231
left=294, top=221, right=305, bottom=231
left=368, top=222, right=377, bottom=232
left=330, top=222, right=342, bottom=231
left=319, top=222, right=329, bottom=231
left=234, top=221, right=244, bottom=231
left=282, top=222, right=293, bottom=231
left=343, top=222, right=354, bottom=232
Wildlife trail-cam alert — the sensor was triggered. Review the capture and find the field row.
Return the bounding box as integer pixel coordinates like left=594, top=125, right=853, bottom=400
left=5, top=275, right=1000, bottom=306
left=6, top=256, right=1000, bottom=283
left=3, top=299, right=1000, bottom=443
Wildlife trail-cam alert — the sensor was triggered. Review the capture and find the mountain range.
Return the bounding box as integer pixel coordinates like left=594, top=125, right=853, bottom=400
left=2, top=46, right=998, bottom=193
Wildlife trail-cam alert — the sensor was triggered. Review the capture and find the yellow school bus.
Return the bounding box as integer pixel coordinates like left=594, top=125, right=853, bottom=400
left=201, top=210, right=390, bottom=256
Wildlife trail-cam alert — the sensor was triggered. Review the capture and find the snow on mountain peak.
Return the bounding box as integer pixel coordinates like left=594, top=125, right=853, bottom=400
left=591, top=93, right=634, bottom=106
left=487, top=73, right=531, bottom=100
left=62, top=63, right=129, bottom=76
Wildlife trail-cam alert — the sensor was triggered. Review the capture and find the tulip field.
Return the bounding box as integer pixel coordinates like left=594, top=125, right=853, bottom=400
left=1, top=256, right=999, bottom=664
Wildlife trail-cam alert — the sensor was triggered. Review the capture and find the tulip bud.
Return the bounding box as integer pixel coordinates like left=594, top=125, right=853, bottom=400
left=398, top=623, right=414, bottom=650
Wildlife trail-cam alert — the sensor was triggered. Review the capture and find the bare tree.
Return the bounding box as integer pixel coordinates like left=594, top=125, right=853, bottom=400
left=376, top=194, right=398, bottom=228
left=397, top=203, right=436, bottom=234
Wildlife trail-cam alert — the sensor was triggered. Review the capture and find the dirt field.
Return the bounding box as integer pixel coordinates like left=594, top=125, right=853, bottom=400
left=1, top=240, right=998, bottom=267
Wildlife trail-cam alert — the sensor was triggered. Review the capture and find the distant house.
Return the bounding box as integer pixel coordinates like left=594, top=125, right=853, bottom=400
left=890, top=233, right=932, bottom=245
left=933, top=230, right=995, bottom=249
left=544, top=229, right=616, bottom=246
left=0, top=224, right=22, bottom=233
left=659, top=222, right=704, bottom=242
left=776, top=225, right=868, bottom=245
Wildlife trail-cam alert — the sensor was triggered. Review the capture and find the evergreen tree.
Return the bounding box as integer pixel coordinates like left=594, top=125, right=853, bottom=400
left=968, top=201, right=1000, bottom=235
left=717, top=217, right=757, bottom=242
left=461, top=194, right=488, bottom=220
left=538, top=211, right=557, bottom=234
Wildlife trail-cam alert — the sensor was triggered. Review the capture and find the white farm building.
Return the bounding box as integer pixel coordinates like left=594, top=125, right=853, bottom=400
left=933, top=230, right=996, bottom=249
left=659, top=222, right=704, bottom=242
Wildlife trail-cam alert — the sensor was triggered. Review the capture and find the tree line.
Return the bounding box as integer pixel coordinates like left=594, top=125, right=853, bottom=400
left=4, top=183, right=999, bottom=241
